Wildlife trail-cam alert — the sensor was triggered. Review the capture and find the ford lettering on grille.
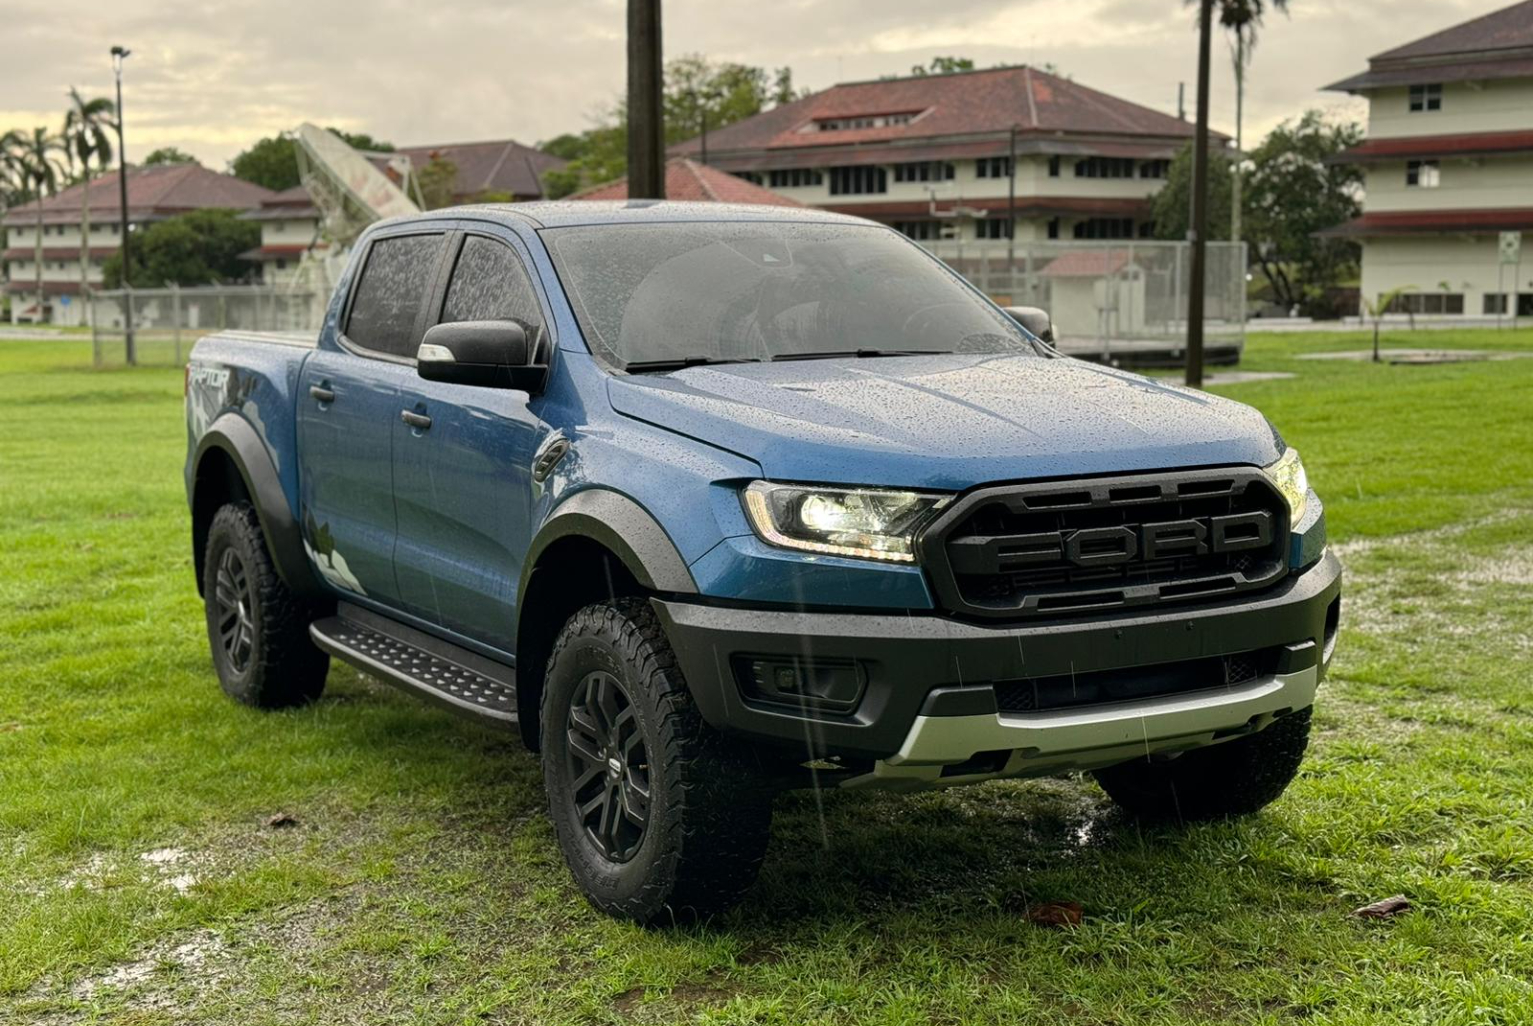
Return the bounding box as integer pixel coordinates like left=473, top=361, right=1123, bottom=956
left=916, top=469, right=1291, bottom=619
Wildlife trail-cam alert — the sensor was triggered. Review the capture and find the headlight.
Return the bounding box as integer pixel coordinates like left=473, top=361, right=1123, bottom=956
left=742, top=482, right=951, bottom=563
left=1262, top=448, right=1309, bottom=526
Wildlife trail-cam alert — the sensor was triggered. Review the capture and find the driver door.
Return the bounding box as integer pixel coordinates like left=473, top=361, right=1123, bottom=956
left=391, top=231, right=552, bottom=653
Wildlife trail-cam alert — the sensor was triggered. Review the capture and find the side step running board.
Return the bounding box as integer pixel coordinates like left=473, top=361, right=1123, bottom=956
left=310, top=602, right=518, bottom=730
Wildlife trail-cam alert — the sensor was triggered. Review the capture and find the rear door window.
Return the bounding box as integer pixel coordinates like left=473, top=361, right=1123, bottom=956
left=345, top=233, right=446, bottom=357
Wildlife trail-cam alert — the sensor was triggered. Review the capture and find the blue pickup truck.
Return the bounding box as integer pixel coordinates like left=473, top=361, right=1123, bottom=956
left=185, top=202, right=1340, bottom=923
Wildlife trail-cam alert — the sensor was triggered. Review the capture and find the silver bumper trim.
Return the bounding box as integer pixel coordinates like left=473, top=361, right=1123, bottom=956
left=843, top=665, right=1319, bottom=790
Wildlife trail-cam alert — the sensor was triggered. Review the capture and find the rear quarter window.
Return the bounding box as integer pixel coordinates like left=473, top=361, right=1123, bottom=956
left=345, top=234, right=445, bottom=357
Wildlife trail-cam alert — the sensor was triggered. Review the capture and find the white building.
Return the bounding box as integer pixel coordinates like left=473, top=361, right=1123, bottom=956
left=668, top=65, right=1224, bottom=247
left=238, top=186, right=325, bottom=286
left=1326, top=0, right=1533, bottom=318
left=3, top=163, right=274, bottom=325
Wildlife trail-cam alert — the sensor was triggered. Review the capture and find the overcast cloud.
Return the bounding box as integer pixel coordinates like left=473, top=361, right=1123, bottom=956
left=0, top=0, right=1505, bottom=168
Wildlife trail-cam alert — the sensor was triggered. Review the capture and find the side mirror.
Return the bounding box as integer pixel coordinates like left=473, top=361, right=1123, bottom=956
left=1003, top=305, right=1056, bottom=345
left=417, top=320, right=547, bottom=392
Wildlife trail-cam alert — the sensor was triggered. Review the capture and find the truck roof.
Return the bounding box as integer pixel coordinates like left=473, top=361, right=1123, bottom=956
left=379, top=200, right=879, bottom=230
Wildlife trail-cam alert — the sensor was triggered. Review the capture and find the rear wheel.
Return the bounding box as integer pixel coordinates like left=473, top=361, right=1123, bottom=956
left=202, top=502, right=328, bottom=709
left=1093, top=708, right=1313, bottom=822
left=541, top=598, right=773, bottom=925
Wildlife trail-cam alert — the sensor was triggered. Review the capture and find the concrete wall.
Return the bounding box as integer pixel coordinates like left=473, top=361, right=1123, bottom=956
left=1364, top=155, right=1533, bottom=212
left=1367, top=79, right=1533, bottom=139
left=1359, top=234, right=1531, bottom=315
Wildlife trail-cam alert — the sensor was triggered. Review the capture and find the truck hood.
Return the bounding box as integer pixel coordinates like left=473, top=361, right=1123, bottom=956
left=606, top=354, right=1284, bottom=490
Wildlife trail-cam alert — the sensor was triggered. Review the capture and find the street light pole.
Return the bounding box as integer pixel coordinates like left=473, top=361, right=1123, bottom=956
left=110, top=45, right=134, bottom=366
left=1185, top=0, right=1212, bottom=389
left=626, top=0, right=665, bottom=199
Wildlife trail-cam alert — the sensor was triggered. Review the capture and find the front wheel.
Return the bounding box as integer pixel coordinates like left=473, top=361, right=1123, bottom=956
left=1093, top=707, right=1313, bottom=822
left=541, top=599, right=773, bottom=925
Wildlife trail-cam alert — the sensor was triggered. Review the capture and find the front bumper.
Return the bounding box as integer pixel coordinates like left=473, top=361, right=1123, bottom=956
left=652, top=549, right=1342, bottom=771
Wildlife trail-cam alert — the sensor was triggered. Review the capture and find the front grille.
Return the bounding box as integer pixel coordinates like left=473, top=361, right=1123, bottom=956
left=992, top=646, right=1281, bottom=714
left=916, top=468, right=1290, bottom=620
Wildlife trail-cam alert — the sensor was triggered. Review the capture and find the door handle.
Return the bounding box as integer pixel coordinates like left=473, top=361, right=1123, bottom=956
left=401, top=409, right=433, bottom=430
left=309, top=384, right=335, bottom=403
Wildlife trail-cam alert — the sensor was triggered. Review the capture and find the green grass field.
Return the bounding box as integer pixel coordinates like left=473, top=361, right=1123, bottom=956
left=3, top=328, right=1532, bottom=1025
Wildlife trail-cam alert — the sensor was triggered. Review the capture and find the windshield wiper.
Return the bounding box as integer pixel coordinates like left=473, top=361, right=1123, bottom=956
left=622, top=356, right=763, bottom=373
left=771, top=348, right=949, bottom=362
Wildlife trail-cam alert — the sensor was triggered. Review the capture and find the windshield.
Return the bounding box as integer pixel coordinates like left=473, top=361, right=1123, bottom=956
left=542, top=221, right=1040, bottom=368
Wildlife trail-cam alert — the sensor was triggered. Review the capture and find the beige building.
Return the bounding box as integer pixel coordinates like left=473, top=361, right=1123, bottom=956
left=669, top=65, right=1223, bottom=247
left=1326, top=0, right=1533, bottom=318
left=3, top=163, right=274, bottom=325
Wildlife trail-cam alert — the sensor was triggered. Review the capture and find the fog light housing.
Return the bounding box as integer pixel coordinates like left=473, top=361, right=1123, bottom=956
left=736, top=656, right=867, bottom=713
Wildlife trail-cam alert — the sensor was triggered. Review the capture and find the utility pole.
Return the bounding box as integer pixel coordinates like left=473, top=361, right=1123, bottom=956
left=1186, top=0, right=1213, bottom=389
left=1231, top=32, right=1245, bottom=245
left=111, top=45, right=134, bottom=365
left=1007, top=125, right=1018, bottom=268
left=627, top=0, right=665, bottom=199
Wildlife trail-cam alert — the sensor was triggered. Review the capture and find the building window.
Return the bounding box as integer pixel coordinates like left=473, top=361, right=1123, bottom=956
left=1385, top=292, right=1463, bottom=315
left=892, top=161, right=955, bottom=183
left=275, top=259, right=288, bottom=271
left=1048, top=156, right=1061, bottom=178
left=1047, top=218, right=1060, bottom=240
left=892, top=220, right=938, bottom=241
left=1075, top=157, right=1137, bottom=179
left=815, top=111, right=918, bottom=132
left=1137, top=221, right=1156, bottom=238
left=1484, top=293, right=1508, bottom=315
left=1138, top=160, right=1171, bottom=179
left=977, top=218, right=1013, bottom=240
left=828, top=166, right=888, bottom=195
left=1408, top=83, right=1442, bottom=112
left=1405, top=160, right=1440, bottom=188
left=768, top=168, right=823, bottom=188
left=976, top=157, right=1012, bottom=179
left=731, top=171, right=764, bottom=185
left=1073, top=217, right=1136, bottom=240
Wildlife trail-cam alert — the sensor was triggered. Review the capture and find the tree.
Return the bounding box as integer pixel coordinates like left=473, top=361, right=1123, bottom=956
left=63, top=88, right=117, bottom=311
left=143, top=146, right=199, bottom=166
left=1243, top=110, right=1363, bottom=314
left=540, top=56, right=803, bottom=198
left=910, top=56, right=975, bottom=76
left=100, top=208, right=258, bottom=288
left=414, top=155, right=458, bottom=209
left=1208, top=0, right=1289, bottom=243
left=16, top=127, right=67, bottom=319
left=1152, top=142, right=1233, bottom=242
left=231, top=129, right=393, bottom=190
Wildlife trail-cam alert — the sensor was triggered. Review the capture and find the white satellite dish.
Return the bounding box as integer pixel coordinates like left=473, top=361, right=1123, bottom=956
left=294, top=123, right=419, bottom=245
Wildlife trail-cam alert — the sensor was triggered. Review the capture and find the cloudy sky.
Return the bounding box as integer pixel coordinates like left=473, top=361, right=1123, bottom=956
left=0, top=0, right=1505, bottom=168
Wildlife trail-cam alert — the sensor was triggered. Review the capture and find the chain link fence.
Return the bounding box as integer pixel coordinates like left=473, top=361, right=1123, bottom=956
left=88, top=285, right=327, bottom=367
left=919, top=240, right=1248, bottom=366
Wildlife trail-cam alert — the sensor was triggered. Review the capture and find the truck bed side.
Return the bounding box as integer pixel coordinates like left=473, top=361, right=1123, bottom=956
left=184, top=330, right=321, bottom=598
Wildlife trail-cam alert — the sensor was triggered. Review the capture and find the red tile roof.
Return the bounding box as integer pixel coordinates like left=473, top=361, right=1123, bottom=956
left=4, top=281, right=84, bottom=295
left=1327, top=0, right=1533, bottom=91
left=1332, top=129, right=1533, bottom=163
left=374, top=139, right=567, bottom=201
left=673, top=66, right=1217, bottom=169
left=1040, top=249, right=1138, bottom=278
left=1320, top=207, right=1533, bottom=236
left=2, top=164, right=275, bottom=227
left=569, top=158, right=803, bottom=206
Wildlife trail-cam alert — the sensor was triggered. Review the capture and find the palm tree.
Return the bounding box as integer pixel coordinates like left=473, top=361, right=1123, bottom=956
left=63, top=88, right=117, bottom=318
left=1216, top=0, right=1288, bottom=244
left=16, top=127, right=67, bottom=323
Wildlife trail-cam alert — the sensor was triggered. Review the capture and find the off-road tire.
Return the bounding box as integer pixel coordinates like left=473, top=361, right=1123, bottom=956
left=1093, top=707, right=1313, bottom=822
left=202, top=502, right=328, bottom=709
left=541, top=598, right=773, bottom=925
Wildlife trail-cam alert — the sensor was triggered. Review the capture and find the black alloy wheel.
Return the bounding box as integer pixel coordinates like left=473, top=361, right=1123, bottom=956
left=213, top=546, right=257, bottom=674
left=565, top=670, right=651, bottom=862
